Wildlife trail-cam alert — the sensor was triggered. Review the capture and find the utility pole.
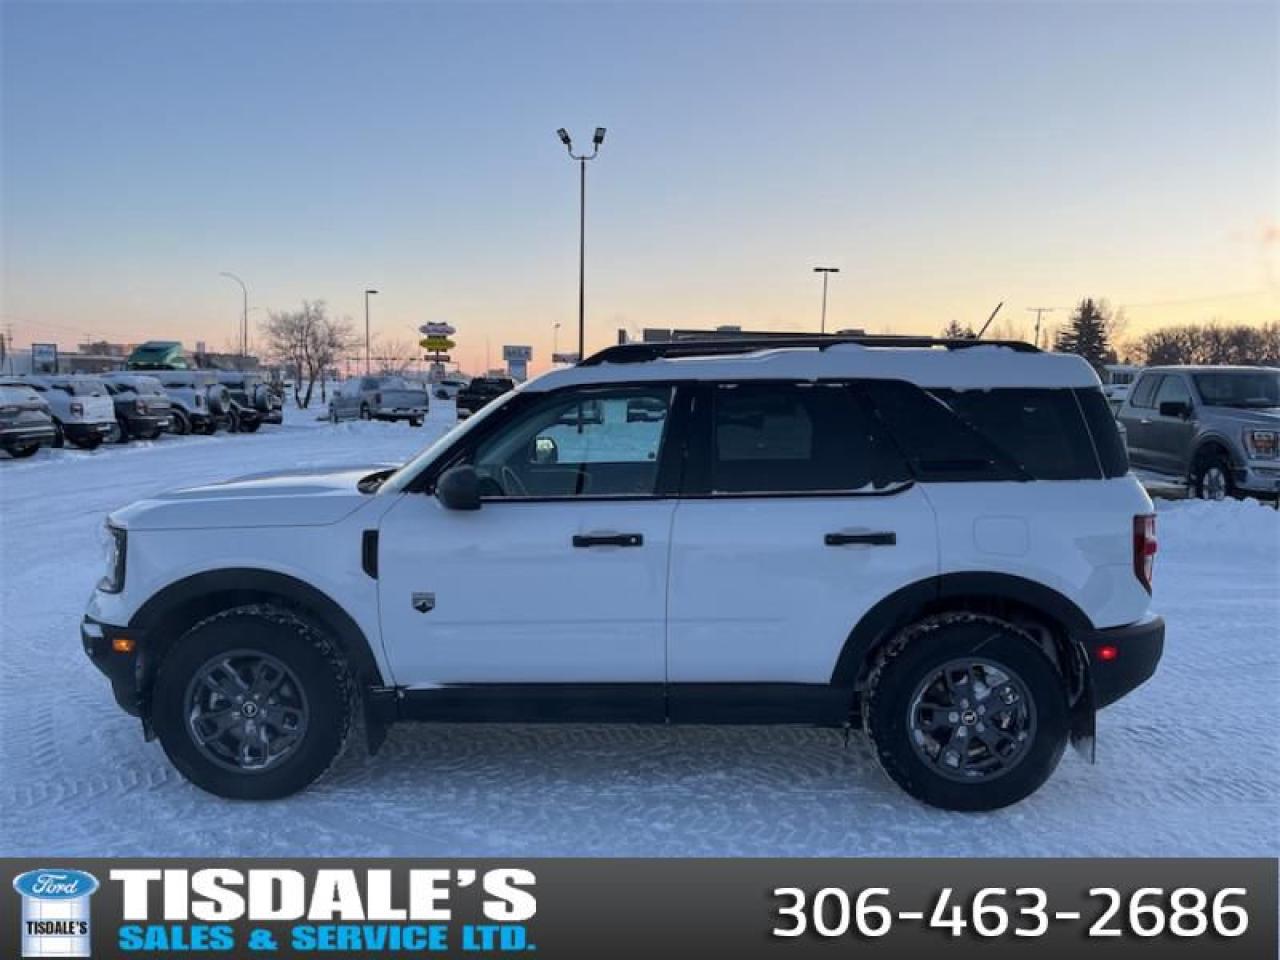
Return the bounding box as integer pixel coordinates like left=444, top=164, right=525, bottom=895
left=813, top=267, right=840, bottom=333
left=1026, top=307, right=1056, bottom=349
left=557, top=127, right=607, bottom=360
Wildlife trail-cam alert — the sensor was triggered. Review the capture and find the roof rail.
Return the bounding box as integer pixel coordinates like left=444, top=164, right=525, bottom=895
left=579, top=334, right=1039, bottom=366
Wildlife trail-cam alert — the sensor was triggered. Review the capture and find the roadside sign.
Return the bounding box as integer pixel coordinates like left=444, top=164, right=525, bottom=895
left=552, top=352, right=580, bottom=364
left=31, top=342, right=59, bottom=373
left=419, top=337, right=456, bottom=352
left=419, top=322, right=456, bottom=337
left=502, top=345, right=532, bottom=361
left=421, top=354, right=451, bottom=363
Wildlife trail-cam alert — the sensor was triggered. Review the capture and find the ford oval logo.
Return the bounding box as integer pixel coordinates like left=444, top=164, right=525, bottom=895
left=13, top=868, right=99, bottom=900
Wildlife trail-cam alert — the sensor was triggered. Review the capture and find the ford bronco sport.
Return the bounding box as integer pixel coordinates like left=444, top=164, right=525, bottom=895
left=83, top=336, right=1164, bottom=811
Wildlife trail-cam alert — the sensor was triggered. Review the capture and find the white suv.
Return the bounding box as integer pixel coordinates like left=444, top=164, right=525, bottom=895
left=83, top=336, right=1164, bottom=811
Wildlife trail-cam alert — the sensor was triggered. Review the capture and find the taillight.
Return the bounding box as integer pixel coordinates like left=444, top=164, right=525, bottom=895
left=1133, top=514, right=1157, bottom=593
left=70, top=401, right=84, bottom=416
left=135, top=398, right=148, bottom=413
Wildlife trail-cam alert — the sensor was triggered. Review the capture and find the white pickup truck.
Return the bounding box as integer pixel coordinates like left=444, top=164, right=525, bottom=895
left=328, top=376, right=428, bottom=426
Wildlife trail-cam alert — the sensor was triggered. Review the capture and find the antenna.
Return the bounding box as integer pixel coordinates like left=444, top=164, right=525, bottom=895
left=975, top=301, right=1004, bottom=339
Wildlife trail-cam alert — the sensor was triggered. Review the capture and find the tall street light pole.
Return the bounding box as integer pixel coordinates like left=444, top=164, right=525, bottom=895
left=813, top=267, right=840, bottom=333
left=557, top=126, right=606, bottom=360
left=219, top=272, right=248, bottom=359
left=364, top=289, right=378, bottom=374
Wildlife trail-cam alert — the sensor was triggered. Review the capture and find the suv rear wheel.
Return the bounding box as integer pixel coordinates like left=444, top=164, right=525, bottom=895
left=864, top=614, right=1068, bottom=811
left=151, top=605, right=355, bottom=800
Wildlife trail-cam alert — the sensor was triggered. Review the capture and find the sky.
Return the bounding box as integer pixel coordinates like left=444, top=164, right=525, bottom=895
left=2, top=0, right=1277, bottom=373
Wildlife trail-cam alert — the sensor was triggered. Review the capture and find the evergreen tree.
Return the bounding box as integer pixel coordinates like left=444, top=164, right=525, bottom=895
left=940, top=320, right=977, bottom=339
left=1054, top=298, right=1113, bottom=370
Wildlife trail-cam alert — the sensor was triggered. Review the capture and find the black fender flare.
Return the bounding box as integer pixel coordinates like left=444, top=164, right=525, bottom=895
left=129, top=567, right=385, bottom=688
left=1190, top=434, right=1240, bottom=474
left=830, top=571, right=1095, bottom=687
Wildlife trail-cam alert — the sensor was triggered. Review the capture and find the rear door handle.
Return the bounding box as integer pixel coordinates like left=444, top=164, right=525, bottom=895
left=825, top=531, right=896, bottom=547
left=573, top=533, right=644, bottom=548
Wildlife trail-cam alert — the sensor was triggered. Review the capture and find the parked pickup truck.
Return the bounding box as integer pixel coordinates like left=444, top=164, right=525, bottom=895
left=328, top=376, right=428, bottom=426
left=456, top=376, right=514, bottom=419
left=1116, top=365, right=1280, bottom=500
left=0, top=380, right=57, bottom=457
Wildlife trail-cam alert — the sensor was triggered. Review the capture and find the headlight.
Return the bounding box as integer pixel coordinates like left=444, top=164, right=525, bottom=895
left=1243, top=429, right=1278, bottom=460
left=99, top=524, right=127, bottom=593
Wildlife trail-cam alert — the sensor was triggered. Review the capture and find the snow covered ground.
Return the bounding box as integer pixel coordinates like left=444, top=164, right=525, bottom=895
left=1, top=401, right=1276, bottom=857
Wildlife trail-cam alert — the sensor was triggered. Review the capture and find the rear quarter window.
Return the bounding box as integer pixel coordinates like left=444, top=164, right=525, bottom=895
left=864, top=380, right=1108, bottom=481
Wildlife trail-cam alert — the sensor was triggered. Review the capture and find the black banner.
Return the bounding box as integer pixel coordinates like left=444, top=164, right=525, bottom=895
left=3, top=859, right=1276, bottom=959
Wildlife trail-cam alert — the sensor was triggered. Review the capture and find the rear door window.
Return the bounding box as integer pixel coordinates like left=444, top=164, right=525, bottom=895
left=703, top=382, right=909, bottom=494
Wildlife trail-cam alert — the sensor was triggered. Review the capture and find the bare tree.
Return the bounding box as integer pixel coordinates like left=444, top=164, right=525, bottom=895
left=371, top=336, right=420, bottom=377
left=260, top=301, right=353, bottom=409
left=1135, top=321, right=1280, bottom=366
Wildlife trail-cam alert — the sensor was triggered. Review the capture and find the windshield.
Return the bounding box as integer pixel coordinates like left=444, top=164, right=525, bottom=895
left=380, top=390, right=516, bottom=494
left=1193, top=371, right=1280, bottom=408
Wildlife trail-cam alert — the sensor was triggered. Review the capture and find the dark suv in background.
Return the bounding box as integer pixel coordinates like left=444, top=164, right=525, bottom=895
left=1116, top=365, right=1280, bottom=500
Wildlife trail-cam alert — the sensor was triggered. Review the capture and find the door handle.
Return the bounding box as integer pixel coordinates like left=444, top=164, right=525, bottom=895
left=573, top=533, right=644, bottom=548
left=825, top=531, right=896, bottom=547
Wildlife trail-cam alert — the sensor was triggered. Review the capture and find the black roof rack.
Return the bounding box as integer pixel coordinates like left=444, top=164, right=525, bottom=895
left=579, top=334, right=1039, bottom=366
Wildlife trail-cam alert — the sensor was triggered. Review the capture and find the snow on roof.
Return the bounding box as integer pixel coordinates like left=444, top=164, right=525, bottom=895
left=525, top=343, right=1101, bottom=391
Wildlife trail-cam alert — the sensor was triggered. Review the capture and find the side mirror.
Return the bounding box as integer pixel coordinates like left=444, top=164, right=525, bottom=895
left=435, top=464, right=481, bottom=511
left=1158, top=400, right=1191, bottom=419
left=532, top=436, right=559, bottom=465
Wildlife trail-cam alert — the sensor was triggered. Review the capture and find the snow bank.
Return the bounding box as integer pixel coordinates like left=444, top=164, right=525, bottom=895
left=1157, top=498, right=1280, bottom=562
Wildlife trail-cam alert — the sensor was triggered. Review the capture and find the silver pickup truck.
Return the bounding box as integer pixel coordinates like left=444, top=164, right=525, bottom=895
left=328, top=375, right=428, bottom=426
left=1116, top=365, right=1280, bottom=499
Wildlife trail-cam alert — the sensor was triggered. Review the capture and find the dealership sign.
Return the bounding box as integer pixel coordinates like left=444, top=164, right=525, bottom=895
left=418, top=323, right=456, bottom=338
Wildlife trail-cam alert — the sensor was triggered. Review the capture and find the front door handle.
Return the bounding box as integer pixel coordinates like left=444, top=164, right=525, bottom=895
left=825, top=530, right=896, bottom=547
left=573, top=533, right=644, bottom=548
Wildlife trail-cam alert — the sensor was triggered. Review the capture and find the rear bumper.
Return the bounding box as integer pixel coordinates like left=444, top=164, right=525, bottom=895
left=82, top=617, right=147, bottom=716
left=1081, top=614, right=1165, bottom=709
left=122, top=413, right=170, bottom=433
left=1, top=424, right=57, bottom=448
left=63, top=420, right=114, bottom=442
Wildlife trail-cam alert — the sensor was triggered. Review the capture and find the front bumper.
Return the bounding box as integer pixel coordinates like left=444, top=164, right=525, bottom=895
left=82, top=617, right=147, bottom=716
left=1237, top=461, right=1280, bottom=495
left=1081, top=615, right=1165, bottom=709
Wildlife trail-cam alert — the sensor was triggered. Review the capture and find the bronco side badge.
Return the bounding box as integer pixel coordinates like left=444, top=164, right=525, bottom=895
left=411, top=592, right=436, bottom=614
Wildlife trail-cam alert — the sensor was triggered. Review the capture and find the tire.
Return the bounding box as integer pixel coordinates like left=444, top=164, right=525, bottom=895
left=151, top=605, right=355, bottom=800
left=359, top=404, right=371, bottom=421
left=71, top=431, right=103, bottom=450
left=5, top=443, right=39, bottom=459
left=108, top=419, right=127, bottom=444
left=409, top=416, right=423, bottom=427
left=170, top=409, right=191, bottom=436
left=136, top=427, right=162, bottom=441
left=1192, top=450, right=1234, bottom=501
left=329, top=407, right=339, bottom=424
left=864, top=614, right=1069, bottom=812
left=52, top=420, right=65, bottom=448
left=240, top=418, right=261, bottom=433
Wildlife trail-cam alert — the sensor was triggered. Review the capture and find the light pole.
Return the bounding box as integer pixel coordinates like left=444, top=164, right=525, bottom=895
left=552, top=321, right=561, bottom=357
left=813, top=267, right=839, bottom=333
left=219, top=272, right=248, bottom=359
left=557, top=126, right=606, bottom=360
left=364, top=289, right=378, bottom=374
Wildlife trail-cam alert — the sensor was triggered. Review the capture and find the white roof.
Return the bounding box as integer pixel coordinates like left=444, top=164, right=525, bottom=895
left=524, top=343, right=1100, bottom=392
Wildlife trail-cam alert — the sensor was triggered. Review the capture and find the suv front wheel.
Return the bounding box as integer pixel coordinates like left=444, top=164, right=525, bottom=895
left=864, top=614, right=1068, bottom=811
left=151, top=605, right=355, bottom=800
